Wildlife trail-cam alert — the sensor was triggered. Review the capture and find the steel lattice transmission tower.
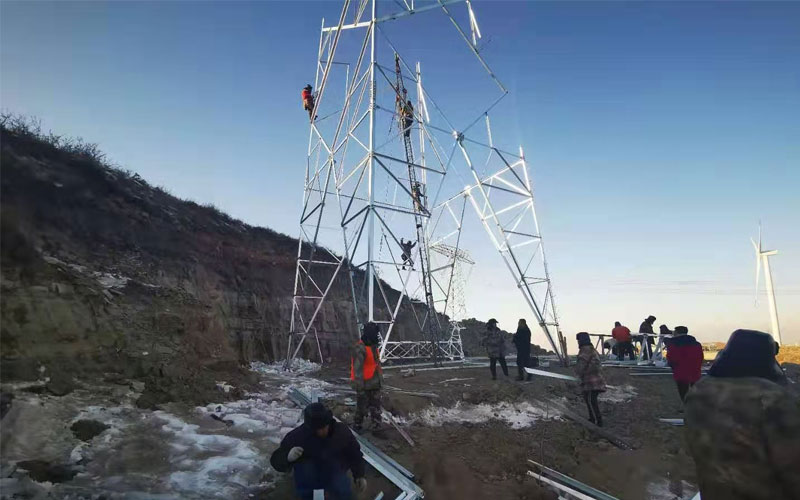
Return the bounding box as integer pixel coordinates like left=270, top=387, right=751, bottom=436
left=286, top=0, right=567, bottom=367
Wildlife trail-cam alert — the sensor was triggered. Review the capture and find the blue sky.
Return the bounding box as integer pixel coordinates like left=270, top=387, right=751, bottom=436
left=2, top=1, right=798, bottom=346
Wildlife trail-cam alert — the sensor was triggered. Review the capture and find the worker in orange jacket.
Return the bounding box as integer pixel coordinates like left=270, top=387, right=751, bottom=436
left=351, top=322, right=383, bottom=432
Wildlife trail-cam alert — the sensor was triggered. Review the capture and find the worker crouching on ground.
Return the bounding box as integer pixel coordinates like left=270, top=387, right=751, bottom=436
left=685, top=329, right=799, bottom=500
left=665, top=325, right=703, bottom=401
left=611, top=321, right=634, bottom=361
left=513, top=318, right=533, bottom=381
left=482, top=318, right=508, bottom=380
left=351, top=322, right=383, bottom=432
left=270, top=402, right=367, bottom=499
left=574, top=332, right=606, bottom=426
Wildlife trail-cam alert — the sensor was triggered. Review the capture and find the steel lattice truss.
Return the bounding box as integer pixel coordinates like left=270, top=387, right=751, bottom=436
left=286, top=0, right=566, bottom=367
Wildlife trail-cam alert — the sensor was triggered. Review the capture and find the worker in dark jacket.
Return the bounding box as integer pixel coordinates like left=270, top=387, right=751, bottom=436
left=665, top=326, right=703, bottom=401
left=270, top=402, right=367, bottom=499
left=512, top=319, right=533, bottom=381
left=637, top=315, right=657, bottom=360
left=685, top=330, right=799, bottom=500
left=351, top=322, right=383, bottom=432
left=482, top=318, right=508, bottom=380
left=574, top=332, right=606, bottom=426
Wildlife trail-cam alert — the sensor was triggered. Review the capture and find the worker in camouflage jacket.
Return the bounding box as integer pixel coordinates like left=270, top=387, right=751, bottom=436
left=482, top=318, right=509, bottom=379
left=574, top=332, right=606, bottom=426
left=350, top=322, right=384, bottom=432
left=685, top=329, right=800, bottom=500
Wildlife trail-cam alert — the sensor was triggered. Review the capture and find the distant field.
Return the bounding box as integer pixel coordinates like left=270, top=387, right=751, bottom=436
left=701, top=343, right=800, bottom=365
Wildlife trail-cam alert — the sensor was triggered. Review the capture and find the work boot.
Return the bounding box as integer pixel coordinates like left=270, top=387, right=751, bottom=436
left=491, top=375, right=497, bottom=381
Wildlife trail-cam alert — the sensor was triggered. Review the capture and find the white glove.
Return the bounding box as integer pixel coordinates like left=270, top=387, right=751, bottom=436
left=287, top=446, right=304, bottom=463
left=355, top=477, right=367, bottom=493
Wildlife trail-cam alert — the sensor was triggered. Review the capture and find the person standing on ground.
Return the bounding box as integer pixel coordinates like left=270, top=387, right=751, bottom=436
left=685, top=329, right=799, bottom=499
left=482, top=318, right=508, bottom=380
left=513, top=318, right=533, bottom=381
left=638, top=315, right=657, bottom=360
left=665, top=326, right=703, bottom=402
left=351, top=322, right=383, bottom=432
left=574, top=332, right=606, bottom=426
left=611, top=321, right=634, bottom=361
left=270, top=402, right=367, bottom=499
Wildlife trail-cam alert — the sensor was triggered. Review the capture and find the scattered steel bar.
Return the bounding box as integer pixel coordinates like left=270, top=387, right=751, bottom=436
left=383, top=410, right=415, bottom=446
left=546, top=399, right=634, bottom=450
left=358, top=435, right=415, bottom=480
left=527, top=471, right=597, bottom=500
left=525, top=367, right=579, bottom=382
left=528, top=459, right=619, bottom=500
left=384, top=385, right=439, bottom=398
left=659, top=418, right=685, bottom=426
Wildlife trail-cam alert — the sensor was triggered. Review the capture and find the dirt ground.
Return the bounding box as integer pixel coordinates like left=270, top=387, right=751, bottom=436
left=272, top=361, right=701, bottom=500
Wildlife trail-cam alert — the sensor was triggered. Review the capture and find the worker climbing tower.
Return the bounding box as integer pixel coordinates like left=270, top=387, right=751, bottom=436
left=286, top=0, right=567, bottom=367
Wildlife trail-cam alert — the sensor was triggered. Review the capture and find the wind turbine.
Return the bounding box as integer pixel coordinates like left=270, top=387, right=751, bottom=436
left=751, top=225, right=781, bottom=345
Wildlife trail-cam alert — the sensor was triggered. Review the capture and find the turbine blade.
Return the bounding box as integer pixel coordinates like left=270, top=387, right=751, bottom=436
left=758, top=221, right=762, bottom=251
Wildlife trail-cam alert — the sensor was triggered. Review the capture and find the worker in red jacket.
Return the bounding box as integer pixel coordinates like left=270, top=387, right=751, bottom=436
left=666, top=325, right=704, bottom=401
left=301, top=84, right=316, bottom=120
left=611, top=321, right=634, bottom=361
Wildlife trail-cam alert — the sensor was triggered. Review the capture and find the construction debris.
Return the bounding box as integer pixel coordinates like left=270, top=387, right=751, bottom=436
left=527, top=458, right=621, bottom=500
left=547, top=399, right=634, bottom=450
left=436, top=377, right=475, bottom=384
left=659, top=418, right=685, bottom=426
left=384, top=385, right=439, bottom=399
left=383, top=411, right=415, bottom=447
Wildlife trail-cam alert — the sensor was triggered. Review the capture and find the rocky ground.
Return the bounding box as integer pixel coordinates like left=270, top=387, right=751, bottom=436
left=3, top=356, right=799, bottom=499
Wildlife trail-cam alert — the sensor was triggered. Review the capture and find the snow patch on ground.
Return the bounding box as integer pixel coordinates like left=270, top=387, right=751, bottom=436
left=603, top=384, right=637, bottom=403
left=646, top=478, right=698, bottom=500
left=154, top=411, right=264, bottom=497
left=198, top=394, right=302, bottom=444
left=408, top=401, right=561, bottom=429
left=251, top=359, right=320, bottom=375
left=94, top=272, right=129, bottom=289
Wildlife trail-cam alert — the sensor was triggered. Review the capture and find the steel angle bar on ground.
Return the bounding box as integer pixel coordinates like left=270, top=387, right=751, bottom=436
left=545, top=400, right=634, bottom=451
left=358, top=439, right=415, bottom=480
left=528, top=460, right=620, bottom=500
left=527, top=471, right=597, bottom=500
left=525, top=368, right=578, bottom=382
left=659, top=418, right=685, bottom=426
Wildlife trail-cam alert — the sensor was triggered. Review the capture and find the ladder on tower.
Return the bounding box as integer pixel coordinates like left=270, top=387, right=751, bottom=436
left=394, top=53, right=442, bottom=365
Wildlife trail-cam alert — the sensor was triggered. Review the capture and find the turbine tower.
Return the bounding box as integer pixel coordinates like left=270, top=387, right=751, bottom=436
left=751, top=225, right=781, bottom=345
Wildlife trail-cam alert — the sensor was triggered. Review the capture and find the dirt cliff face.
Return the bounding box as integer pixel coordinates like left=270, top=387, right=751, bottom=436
left=0, top=122, right=465, bottom=405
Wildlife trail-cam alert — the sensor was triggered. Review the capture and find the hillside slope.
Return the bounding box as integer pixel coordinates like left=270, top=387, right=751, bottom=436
left=0, top=121, right=367, bottom=404
left=0, top=119, right=542, bottom=406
